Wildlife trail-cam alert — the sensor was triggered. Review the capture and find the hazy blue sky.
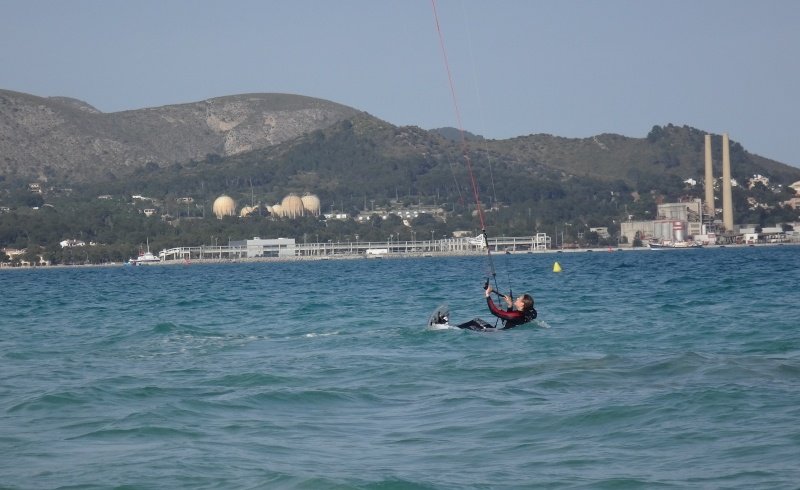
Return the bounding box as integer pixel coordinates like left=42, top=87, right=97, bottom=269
left=2, top=0, right=798, bottom=167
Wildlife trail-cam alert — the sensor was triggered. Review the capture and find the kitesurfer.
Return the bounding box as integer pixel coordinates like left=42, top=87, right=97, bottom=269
left=434, top=285, right=537, bottom=331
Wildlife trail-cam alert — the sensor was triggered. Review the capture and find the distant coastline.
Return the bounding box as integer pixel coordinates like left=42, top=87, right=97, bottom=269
left=3, top=242, right=797, bottom=271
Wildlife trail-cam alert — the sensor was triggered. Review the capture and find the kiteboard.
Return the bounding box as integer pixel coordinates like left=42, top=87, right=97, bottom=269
left=427, top=304, right=453, bottom=330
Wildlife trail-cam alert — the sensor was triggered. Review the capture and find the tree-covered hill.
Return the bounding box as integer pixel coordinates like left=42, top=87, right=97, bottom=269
left=91, top=115, right=800, bottom=212
left=485, top=124, right=799, bottom=190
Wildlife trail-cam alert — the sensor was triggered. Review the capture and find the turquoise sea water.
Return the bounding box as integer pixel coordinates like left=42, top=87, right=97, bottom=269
left=2, top=246, right=799, bottom=489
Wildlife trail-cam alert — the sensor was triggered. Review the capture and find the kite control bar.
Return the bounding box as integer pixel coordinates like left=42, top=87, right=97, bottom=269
left=484, top=279, right=511, bottom=300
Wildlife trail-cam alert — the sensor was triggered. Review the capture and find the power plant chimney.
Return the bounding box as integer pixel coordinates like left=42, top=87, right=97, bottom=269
left=704, top=134, right=714, bottom=218
left=721, top=133, right=734, bottom=231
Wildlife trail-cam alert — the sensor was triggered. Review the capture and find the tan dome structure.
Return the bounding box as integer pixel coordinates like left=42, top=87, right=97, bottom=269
left=270, top=203, right=284, bottom=218
left=301, top=193, right=321, bottom=216
left=239, top=206, right=256, bottom=217
left=212, top=195, right=236, bottom=219
left=281, top=194, right=304, bottom=218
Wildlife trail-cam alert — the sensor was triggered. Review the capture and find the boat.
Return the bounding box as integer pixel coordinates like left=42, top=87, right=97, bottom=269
left=648, top=239, right=703, bottom=249
left=128, top=239, right=162, bottom=265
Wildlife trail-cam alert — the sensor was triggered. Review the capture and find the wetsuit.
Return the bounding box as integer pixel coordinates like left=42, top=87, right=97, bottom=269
left=456, top=296, right=537, bottom=331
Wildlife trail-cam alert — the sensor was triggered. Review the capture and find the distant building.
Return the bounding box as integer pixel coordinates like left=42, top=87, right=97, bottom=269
left=356, top=207, right=444, bottom=223
left=589, top=227, right=610, bottom=239
left=783, top=197, right=800, bottom=210
left=621, top=221, right=653, bottom=244
left=748, top=174, right=770, bottom=189
left=59, top=239, right=86, bottom=248
left=229, top=237, right=296, bottom=258
left=622, top=199, right=709, bottom=245
left=19, top=255, right=50, bottom=267
left=656, top=199, right=702, bottom=221
left=143, top=208, right=157, bottom=217
left=747, top=197, right=770, bottom=210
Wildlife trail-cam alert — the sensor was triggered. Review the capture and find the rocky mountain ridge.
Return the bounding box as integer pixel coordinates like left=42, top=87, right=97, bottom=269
left=2, top=89, right=799, bottom=191
left=0, top=89, right=361, bottom=182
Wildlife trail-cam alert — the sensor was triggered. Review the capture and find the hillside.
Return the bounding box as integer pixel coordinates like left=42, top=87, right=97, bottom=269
left=2, top=89, right=799, bottom=192
left=0, top=89, right=361, bottom=182
left=485, top=124, right=800, bottom=188
left=81, top=113, right=800, bottom=230
left=91, top=113, right=563, bottom=209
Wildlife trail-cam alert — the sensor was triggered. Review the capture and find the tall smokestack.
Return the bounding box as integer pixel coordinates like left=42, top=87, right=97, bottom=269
left=704, top=134, right=714, bottom=218
left=722, top=133, right=734, bottom=231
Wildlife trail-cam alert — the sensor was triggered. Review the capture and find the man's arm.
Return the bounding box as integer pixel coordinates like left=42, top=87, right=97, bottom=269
left=486, top=296, right=524, bottom=321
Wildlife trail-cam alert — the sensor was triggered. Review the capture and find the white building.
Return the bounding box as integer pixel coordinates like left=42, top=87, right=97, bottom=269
left=229, top=237, right=296, bottom=258
left=59, top=239, right=86, bottom=248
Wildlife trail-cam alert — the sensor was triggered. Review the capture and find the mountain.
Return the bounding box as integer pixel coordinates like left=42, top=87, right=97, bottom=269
left=0, top=89, right=361, bottom=182
left=4, top=89, right=798, bottom=191
left=487, top=124, right=799, bottom=187
left=2, top=89, right=800, bottom=205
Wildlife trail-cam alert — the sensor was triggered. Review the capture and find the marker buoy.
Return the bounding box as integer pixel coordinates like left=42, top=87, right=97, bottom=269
left=553, top=261, right=562, bottom=273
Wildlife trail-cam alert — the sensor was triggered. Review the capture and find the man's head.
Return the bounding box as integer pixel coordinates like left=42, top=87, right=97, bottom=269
left=515, top=294, right=534, bottom=312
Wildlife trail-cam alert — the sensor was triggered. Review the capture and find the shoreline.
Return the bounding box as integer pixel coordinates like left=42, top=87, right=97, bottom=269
left=2, top=242, right=798, bottom=270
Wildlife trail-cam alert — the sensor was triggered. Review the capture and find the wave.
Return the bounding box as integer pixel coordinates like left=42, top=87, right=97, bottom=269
left=8, top=390, right=89, bottom=413
left=241, top=387, right=382, bottom=408
left=202, top=372, right=290, bottom=388
left=67, top=425, right=202, bottom=441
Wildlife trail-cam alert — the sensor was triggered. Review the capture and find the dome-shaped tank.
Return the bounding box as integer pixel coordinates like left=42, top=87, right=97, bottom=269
left=301, top=193, right=321, bottom=216
left=239, top=206, right=255, bottom=217
left=270, top=203, right=283, bottom=218
left=212, top=195, right=236, bottom=219
left=281, top=194, right=304, bottom=218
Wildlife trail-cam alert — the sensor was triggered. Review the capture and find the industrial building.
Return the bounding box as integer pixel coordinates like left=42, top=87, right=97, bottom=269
left=621, top=132, right=739, bottom=246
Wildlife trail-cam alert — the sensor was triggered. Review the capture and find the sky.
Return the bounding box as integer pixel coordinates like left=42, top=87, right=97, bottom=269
left=1, top=0, right=798, bottom=168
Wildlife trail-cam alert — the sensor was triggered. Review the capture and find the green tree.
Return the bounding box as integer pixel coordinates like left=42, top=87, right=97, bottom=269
left=22, top=245, right=43, bottom=265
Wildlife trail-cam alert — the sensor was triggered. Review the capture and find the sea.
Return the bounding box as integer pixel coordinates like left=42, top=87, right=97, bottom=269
left=1, top=246, right=799, bottom=489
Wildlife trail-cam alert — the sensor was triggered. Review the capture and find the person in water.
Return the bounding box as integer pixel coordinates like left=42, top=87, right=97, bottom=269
left=451, top=285, right=537, bottom=331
